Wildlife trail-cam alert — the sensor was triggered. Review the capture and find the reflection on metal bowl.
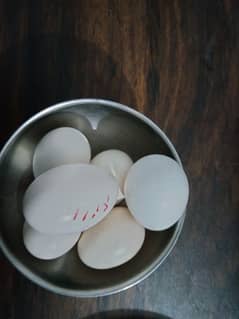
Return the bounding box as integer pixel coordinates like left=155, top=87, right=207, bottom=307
left=0, top=99, right=185, bottom=297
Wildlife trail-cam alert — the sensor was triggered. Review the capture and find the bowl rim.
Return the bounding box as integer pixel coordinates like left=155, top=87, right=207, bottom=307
left=0, top=98, right=186, bottom=297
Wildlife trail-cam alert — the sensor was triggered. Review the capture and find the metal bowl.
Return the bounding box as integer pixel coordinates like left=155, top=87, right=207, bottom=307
left=0, top=99, right=185, bottom=297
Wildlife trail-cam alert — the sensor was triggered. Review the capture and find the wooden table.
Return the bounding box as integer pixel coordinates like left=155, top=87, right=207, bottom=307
left=0, top=1, right=238, bottom=318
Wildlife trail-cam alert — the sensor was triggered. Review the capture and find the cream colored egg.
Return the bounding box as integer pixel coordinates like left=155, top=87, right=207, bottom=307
left=91, top=150, right=133, bottom=203
left=77, top=206, right=145, bottom=269
left=23, top=164, right=119, bottom=234
left=33, top=127, right=91, bottom=177
left=23, top=222, right=80, bottom=260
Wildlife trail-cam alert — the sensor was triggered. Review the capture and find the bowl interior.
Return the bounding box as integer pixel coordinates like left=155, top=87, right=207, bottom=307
left=0, top=101, right=177, bottom=295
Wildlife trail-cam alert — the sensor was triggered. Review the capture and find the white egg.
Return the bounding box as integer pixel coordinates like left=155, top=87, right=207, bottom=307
left=77, top=206, right=145, bottom=269
left=23, top=164, right=119, bottom=234
left=124, top=154, right=189, bottom=231
left=91, top=149, right=133, bottom=203
left=23, top=222, right=80, bottom=260
left=33, top=127, right=91, bottom=177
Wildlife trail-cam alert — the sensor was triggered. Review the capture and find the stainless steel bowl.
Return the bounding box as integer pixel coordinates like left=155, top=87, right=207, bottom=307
left=0, top=99, right=185, bottom=297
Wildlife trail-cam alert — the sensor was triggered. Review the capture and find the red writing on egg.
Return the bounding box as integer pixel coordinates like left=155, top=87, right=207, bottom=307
left=82, top=212, right=88, bottom=221
left=72, top=194, right=110, bottom=222
left=73, top=209, right=79, bottom=220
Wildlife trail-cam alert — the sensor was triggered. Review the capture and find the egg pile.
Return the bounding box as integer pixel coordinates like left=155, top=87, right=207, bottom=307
left=22, top=127, right=189, bottom=269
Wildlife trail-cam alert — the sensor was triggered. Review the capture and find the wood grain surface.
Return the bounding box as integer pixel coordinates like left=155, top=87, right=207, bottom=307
left=0, top=1, right=239, bottom=319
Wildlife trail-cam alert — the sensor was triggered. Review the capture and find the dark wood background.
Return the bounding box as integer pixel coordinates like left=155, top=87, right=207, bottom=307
left=0, top=1, right=239, bottom=318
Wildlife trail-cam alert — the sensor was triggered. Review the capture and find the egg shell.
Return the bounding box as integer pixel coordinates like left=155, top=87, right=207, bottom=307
left=124, top=154, right=189, bottom=231
left=116, top=188, right=125, bottom=204
left=77, top=206, right=145, bottom=269
left=23, top=222, right=80, bottom=260
left=91, top=149, right=133, bottom=202
left=33, top=127, right=91, bottom=177
left=23, top=164, right=119, bottom=234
